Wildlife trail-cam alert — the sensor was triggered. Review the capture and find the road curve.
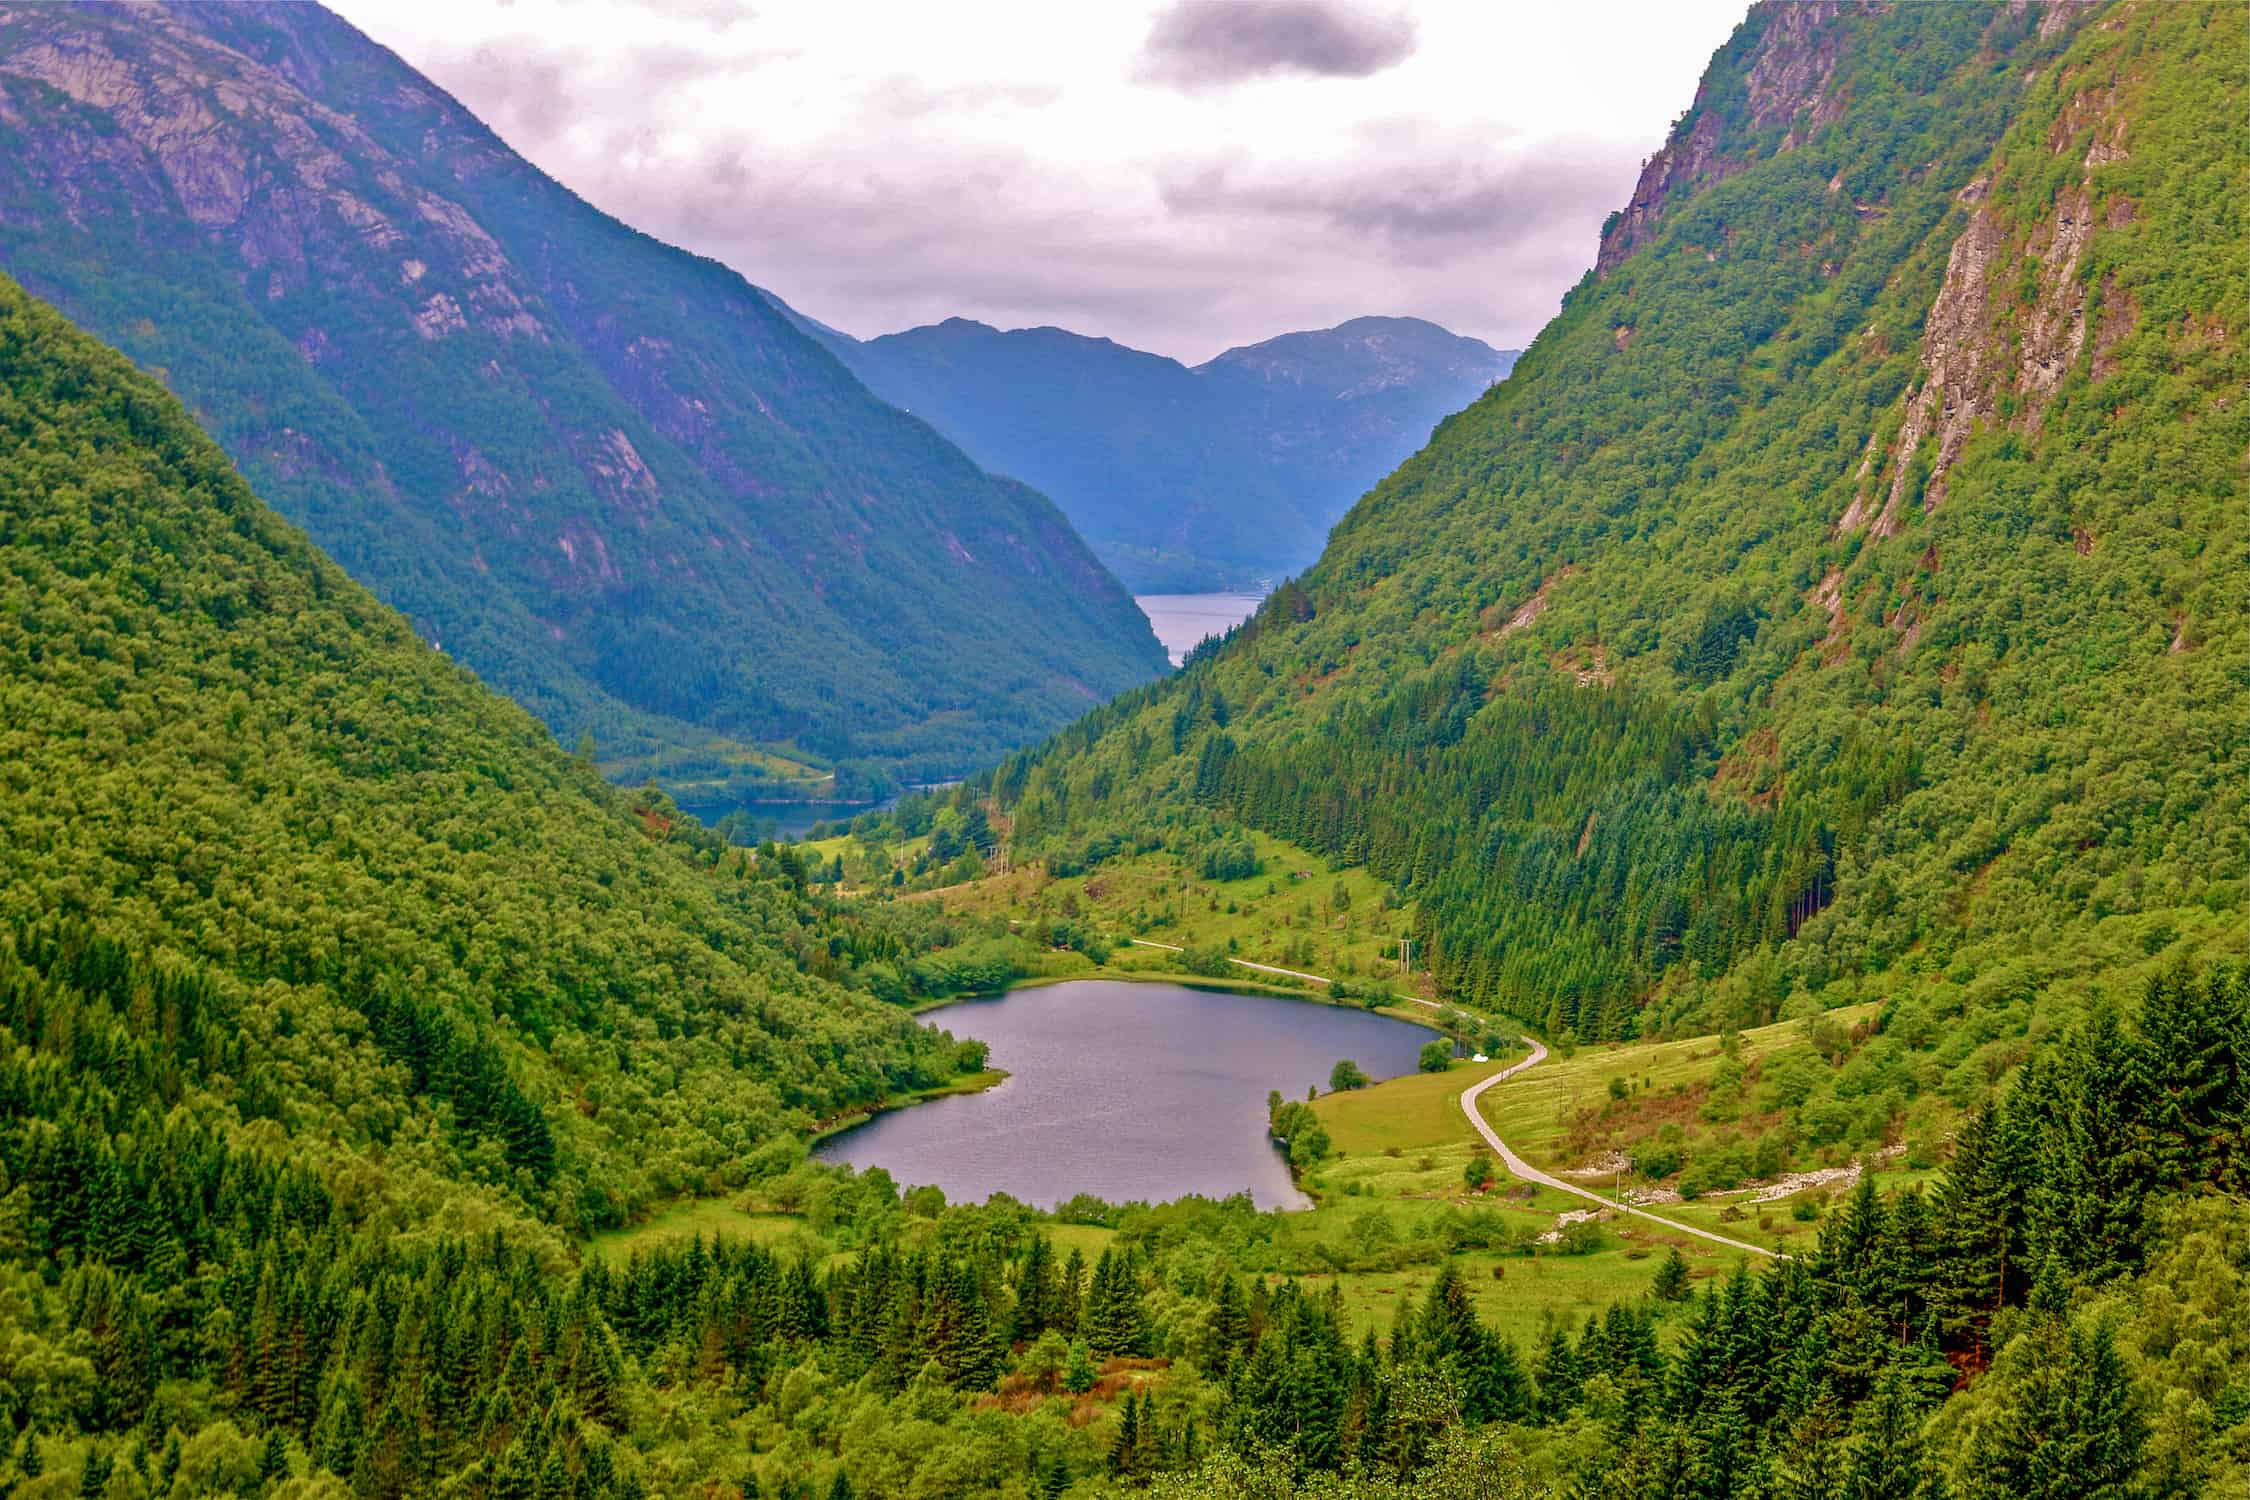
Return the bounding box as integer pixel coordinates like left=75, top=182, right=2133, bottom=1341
left=1121, top=936, right=1773, bottom=1255
left=1460, top=1042, right=1780, bottom=1260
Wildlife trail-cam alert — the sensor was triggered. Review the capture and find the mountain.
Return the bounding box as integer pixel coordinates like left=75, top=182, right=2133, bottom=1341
left=787, top=308, right=1518, bottom=591
left=0, top=1, right=1167, bottom=790
left=0, top=269, right=973, bottom=1229
left=969, top=0, right=2245, bottom=1041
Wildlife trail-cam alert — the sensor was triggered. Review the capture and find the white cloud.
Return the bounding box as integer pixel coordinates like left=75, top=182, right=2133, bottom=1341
left=329, top=0, right=1749, bottom=360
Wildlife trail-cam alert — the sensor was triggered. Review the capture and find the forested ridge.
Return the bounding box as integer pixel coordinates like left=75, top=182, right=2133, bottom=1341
left=0, top=1, right=1165, bottom=789
left=970, top=0, right=2245, bottom=1046
left=0, top=0, right=2246, bottom=1496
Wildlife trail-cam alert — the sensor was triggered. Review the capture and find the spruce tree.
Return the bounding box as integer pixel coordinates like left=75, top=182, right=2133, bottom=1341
left=1209, top=1272, right=1248, bottom=1373
left=1108, top=1391, right=1141, bottom=1476
left=1843, top=1365, right=1929, bottom=1500
left=1955, top=1315, right=2147, bottom=1500
left=78, top=1448, right=112, bottom=1500
left=1653, top=1246, right=1692, bottom=1302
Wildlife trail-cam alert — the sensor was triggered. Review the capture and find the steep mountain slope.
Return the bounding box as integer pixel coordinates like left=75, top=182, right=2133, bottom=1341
left=794, top=310, right=1517, bottom=590
left=0, top=1, right=1166, bottom=787
left=0, top=270, right=971, bottom=1235
left=975, top=0, right=2245, bottom=1040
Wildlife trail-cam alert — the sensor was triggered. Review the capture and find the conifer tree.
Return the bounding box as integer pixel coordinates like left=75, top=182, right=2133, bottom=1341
left=1062, top=1339, right=1096, bottom=1395
left=2137, top=964, right=2247, bottom=1190
left=77, top=1447, right=111, bottom=1500
left=1953, top=1314, right=2147, bottom=1500
left=1652, top=1247, right=1692, bottom=1302
left=1843, top=1364, right=1930, bottom=1500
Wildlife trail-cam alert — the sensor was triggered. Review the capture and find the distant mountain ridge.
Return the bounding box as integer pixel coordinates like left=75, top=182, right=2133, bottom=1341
left=0, top=0, right=1167, bottom=789
left=782, top=306, right=1519, bottom=591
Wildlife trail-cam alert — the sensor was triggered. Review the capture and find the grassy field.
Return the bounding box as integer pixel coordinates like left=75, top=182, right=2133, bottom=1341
left=1474, top=1004, right=1884, bottom=1172
left=588, top=1201, right=814, bottom=1263
left=1316, top=1052, right=1522, bottom=1156
left=915, top=829, right=1432, bottom=993
left=1285, top=1044, right=1801, bottom=1342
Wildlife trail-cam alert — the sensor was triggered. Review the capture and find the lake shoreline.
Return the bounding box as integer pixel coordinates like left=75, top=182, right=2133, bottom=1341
left=807, top=1066, right=1010, bottom=1148
left=817, top=978, right=1441, bottom=1210
left=911, top=963, right=1450, bottom=1034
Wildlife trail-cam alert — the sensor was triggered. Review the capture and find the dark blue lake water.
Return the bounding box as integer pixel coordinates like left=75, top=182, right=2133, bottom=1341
left=814, top=979, right=1435, bottom=1210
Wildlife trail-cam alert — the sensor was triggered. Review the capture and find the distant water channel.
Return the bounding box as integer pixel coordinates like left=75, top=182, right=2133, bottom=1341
left=1136, top=592, right=1267, bottom=666
left=815, top=979, right=1436, bottom=1210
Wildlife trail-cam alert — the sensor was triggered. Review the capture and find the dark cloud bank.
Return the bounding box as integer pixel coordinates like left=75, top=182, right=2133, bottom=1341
left=1138, top=0, right=1417, bottom=89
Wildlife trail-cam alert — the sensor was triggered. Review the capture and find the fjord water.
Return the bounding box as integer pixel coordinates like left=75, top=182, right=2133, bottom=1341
left=1135, top=593, right=1267, bottom=666
left=815, top=979, right=1436, bottom=1210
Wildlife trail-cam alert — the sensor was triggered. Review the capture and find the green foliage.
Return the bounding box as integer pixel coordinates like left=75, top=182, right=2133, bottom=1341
left=973, top=0, right=2244, bottom=1051
left=0, top=4, right=1165, bottom=786
left=1420, top=1040, right=1457, bottom=1074
left=1330, top=1059, right=1371, bottom=1092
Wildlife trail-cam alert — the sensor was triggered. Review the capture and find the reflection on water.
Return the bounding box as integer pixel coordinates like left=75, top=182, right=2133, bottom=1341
left=816, top=979, right=1436, bottom=1210
left=1136, top=592, right=1267, bottom=666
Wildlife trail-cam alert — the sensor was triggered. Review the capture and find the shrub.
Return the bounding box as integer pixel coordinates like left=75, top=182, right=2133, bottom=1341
left=1418, top=1040, right=1455, bottom=1073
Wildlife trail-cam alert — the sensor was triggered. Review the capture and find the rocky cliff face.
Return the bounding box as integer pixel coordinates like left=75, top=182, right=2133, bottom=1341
left=1596, top=0, right=2103, bottom=276
left=0, top=1, right=1165, bottom=780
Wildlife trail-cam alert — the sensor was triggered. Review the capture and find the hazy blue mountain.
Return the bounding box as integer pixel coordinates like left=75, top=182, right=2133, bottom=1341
left=784, top=307, right=1518, bottom=591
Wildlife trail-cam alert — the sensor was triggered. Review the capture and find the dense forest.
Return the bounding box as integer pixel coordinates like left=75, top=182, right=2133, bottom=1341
left=0, top=0, right=2245, bottom=1495
left=0, top=1, right=1166, bottom=789
left=970, top=0, right=2245, bottom=1044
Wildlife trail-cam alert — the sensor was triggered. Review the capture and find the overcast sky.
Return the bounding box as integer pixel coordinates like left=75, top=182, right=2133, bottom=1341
left=330, top=0, right=1749, bottom=363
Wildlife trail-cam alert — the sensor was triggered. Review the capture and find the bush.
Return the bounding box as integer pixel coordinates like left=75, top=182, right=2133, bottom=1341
left=1200, top=835, right=1264, bottom=882
left=1418, top=1040, right=1455, bottom=1073
left=1181, top=944, right=1233, bottom=977
left=1329, top=1059, right=1369, bottom=1091
left=1633, top=1125, right=1687, bottom=1180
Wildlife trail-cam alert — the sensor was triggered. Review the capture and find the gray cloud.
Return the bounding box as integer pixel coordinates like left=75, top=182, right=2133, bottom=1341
left=1138, top=1, right=1415, bottom=90
left=1158, top=135, right=1640, bottom=259
left=390, top=19, right=1640, bottom=361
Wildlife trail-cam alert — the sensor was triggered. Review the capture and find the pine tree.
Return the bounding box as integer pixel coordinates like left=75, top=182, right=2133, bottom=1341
left=1776, top=1389, right=1847, bottom=1500
left=1843, top=1365, right=1929, bottom=1500
left=1063, top=1339, right=1096, bottom=1395
left=2137, top=964, right=2246, bottom=1190
left=256, top=1426, right=287, bottom=1487
left=2032, top=1006, right=2160, bottom=1284
left=1955, top=1314, right=2147, bottom=1500
left=78, top=1447, right=112, bottom=1500
left=1209, top=1271, right=1248, bottom=1373
left=1653, top=1246, right=1692, bottom=1302
left=1534, top=1321, right=1583, bottom=1420
left=1108, top=1390, right=1142, bottom=1475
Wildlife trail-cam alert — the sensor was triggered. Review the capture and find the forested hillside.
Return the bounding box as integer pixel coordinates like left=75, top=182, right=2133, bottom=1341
left=974, top=0, right=2246, bottom=1044
left=795, top=312, right=1517, bottom=592
left=0, top=268, right=996, bottom=1232
left=0, top=1, right=1166, bottom=789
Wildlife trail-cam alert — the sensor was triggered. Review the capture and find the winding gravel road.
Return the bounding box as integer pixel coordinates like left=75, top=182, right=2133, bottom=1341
left=1460, top=1041, right=1778, bottom=1259
left=1126, top=935, right=1777, bottom=1257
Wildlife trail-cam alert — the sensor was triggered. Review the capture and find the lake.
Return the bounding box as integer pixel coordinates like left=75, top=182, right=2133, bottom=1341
left=1136, top=592, right=1267, bottom=666
left=815, top=979, right=1437, bottom=1210
left=673, top=795, right=880, bottom=840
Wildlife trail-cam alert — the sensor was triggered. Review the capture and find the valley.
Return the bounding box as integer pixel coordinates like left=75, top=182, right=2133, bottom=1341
left=0, top=0, right=2241, bottom=1497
